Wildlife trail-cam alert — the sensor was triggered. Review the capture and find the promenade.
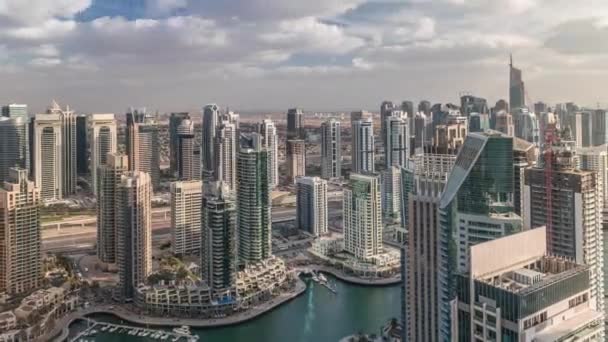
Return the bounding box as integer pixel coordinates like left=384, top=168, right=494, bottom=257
left=51, top=279, right=307, bottom=341
left=300, top=264, right=401, bottom=286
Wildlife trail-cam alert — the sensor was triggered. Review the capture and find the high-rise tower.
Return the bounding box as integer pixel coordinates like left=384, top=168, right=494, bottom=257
left=287, top=108, right=304, bottom=139
left=0, top=168, right=42, bottom=296
left=1, top=104, right=29, bottom=180
left=384, top=114, right=409, bottom=168
left=33, top=114, right=63, bottom=200
left=237, top=146, right=271, bottom=264
left=176, top=119, right=199, bottom=181
left=171, top=180, right=202, bottom=256
left=343, top=173, right=383, bottom=261
left=201, top=181, right=237, bottom=294
left=351, top=114, right=375, bottom=174
left=296, top=177, right=328, bottom=237
left=169, top=112, right=190, bottom=175
left=116, top=171, right=152, bottom=301
left=320, top=118, right=341, bottom=180
left=509, top=55, right=526, bottom=110
left=97, top=153, right=128, bottom=264
left=202, top=104, right=220, bottom=180
left=257, top=119, right=279, bottom=188
left=214, top=120, right=237, bottom=190
left=524, top=149, right=604, bottom=314
left=46, top=101, right=76, bottom=197
left=89, top=114, right=117, bottom=195
left=438, top=131, right=522, bottom=340
left=286, top=139, right=306, bottom=183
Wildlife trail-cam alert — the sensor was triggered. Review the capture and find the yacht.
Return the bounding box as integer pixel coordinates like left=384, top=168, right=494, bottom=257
left=173, top=325, right=192, bottom=335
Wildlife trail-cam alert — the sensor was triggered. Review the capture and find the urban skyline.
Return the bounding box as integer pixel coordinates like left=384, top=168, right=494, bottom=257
left=1, top=2, right=608, bottom=340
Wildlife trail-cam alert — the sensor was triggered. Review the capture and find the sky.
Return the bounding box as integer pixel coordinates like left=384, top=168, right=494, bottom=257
left=1, top=0, right=608, bottom=114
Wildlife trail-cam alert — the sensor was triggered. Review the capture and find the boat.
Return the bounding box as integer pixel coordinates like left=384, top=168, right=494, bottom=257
left=173, top=325, right=192, bottom=335
left=311, top=272, right=319, bottom=282
left=318, top=273, right=328, bottom=283
left=172, top=338, right=180, bottom=342
left=161, top=334, right=169, bottom=340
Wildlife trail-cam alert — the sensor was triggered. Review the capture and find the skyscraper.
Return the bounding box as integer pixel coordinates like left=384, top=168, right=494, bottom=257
left=509, top=55, right=526, bottom=110
left=343, top=173, right=382, bottom=261
left=577, top=145, right=608, bottom=228
left=320, top=118, right=341, bottom=180
left=76, top=115, right=88, bottom=176
left=126, top=109, right=160, bottom=188
left=453, top=227, right=603, bottom=341
left=214, top=119, right=237, bottom=190
left=384, top=115, right=409, bottom=168
left=512, top=137, right=537, bottom=217
left=116, top=171, right=152, bottom=301
left=237, top=146, right=271, bottom=264
left=380, top=101, right=395, bottom=148
left=176, top=119, right=199, bottom=181
left=592, top=109, right=608, bottom=146
left=171, top=180, right=202, bottom=256
left=169, top=112, right=190, bottom=176
left=202, top=104, right=220, bottom=180
left=296, top=177, right=328, bottom=237
left=257, top=119, right=279, bottom=188
left=1, top=104, right=29, bottom=178
left=460, top=95, right=488, bottom=116
left=513, top=107, right=540, bottom=147
left=33, top=114, right=63, bottom=200
left=89, top=114, right=117, bottom=195
left=438, top=131, right=521, bottom=340
left=381, top=166, right=402, bottom=222
left=494, top=111, right=515, bottom=136
left=524, top=149, right=604, bottom=314
left=287, top=108, right=304, bottom=139
left=286, top=139, right=306, bottom=183
left=351, top=116, right=375, bottom=174
left=97, top=153, right=128, bottom=264
left=432, top=120, right=468, bottom=155
left=0, top=117, right=28, bottom=183
left=47, top=101, right=76, bottom=197
left=0, top=168, right=41, bottom=296
left=403, top=153, right=455, bottom=342
left=202, top=181, right=237, bottom=293
left=126, top=108, right=144, bottom=172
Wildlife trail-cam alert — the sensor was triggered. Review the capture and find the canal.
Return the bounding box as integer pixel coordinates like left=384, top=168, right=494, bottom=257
left=73, top=276, right=401, bottom=341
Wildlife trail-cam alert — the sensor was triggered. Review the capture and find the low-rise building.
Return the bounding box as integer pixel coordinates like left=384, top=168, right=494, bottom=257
left=135, top=257, right=289, bottom=318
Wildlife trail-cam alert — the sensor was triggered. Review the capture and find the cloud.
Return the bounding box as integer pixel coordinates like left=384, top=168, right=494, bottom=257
left=0, top=0, right=608, bottom=112
left=545, top=18, right=608, bottom=55
left=0, top=0, right=91, bottom=23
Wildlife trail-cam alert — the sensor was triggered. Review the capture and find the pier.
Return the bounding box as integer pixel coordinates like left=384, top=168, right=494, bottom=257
left=69, top=318, right=199, bottom=342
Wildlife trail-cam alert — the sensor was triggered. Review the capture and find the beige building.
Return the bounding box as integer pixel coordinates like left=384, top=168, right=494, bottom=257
left=286, top=139, right=306, bottom=183
left=96, top=153, right=128, bottom=264
left=89, top=114, right=117, bottom=195
left=171, top=181, right=203, bottom=256
left=33, top=114, right=63, bottom=200
left=214, top=120, right=237, bottom=190
left=116, top=171, right=152, bottom=301
left=0, top=168, right=41, bottom=296
left=46, top=101, right=76, bottom=197
left=453, top=227, right=604, bottom=341
left=343, top=173, right=382, bottom=261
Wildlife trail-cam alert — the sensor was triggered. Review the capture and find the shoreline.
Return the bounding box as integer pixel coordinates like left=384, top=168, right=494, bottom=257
left=53, top=278, right=307, bottom=341
left=303, top=265, right=401, bottom=286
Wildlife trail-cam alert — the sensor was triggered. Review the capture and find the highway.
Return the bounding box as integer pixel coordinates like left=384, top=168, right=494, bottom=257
left=42, top=206, right=304, bottom=254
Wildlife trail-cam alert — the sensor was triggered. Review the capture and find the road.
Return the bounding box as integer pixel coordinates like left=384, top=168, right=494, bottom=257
left=42, top=206, right=305, bottom=254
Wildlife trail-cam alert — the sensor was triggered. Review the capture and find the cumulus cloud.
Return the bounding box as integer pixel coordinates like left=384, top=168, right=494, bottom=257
left=0, top=0, right=607, bottom=112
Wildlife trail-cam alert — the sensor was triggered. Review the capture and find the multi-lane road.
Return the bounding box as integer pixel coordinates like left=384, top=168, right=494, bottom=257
left=42, top=206, right=310, bottom=254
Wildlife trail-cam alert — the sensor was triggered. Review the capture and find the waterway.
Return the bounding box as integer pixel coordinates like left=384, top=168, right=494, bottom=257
left=71, top=276, right=401, bottom=342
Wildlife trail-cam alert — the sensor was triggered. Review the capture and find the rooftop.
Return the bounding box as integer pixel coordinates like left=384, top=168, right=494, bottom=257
left=478, top=255, right=587, bottom=294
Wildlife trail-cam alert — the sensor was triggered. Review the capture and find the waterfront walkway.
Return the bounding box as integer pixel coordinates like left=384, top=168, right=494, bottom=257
left=51, top=279, right=307, bottom=341
left=299, top=265, right=401, bottom=286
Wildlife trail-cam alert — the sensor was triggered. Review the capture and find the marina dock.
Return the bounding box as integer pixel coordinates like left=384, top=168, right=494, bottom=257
left=69, top=318, right=199, bottom=342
